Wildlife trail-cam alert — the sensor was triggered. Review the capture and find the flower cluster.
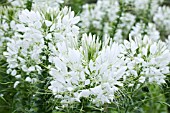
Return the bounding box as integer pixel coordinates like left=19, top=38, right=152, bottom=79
left=7, top=0, right=64, bottom=7
left=153, top=6, right=170, bottom=36
left=129, top=22, right=160, bottom=41
left=121, top=36, right=170, bottom=85
left=3, top=6, right=80, bottom=85
left=125, top=0, right=163, bottom=14
left=80, top=0, right=120, bottom=36
left=0, top=7, right=19, bottom=47
left=48, top=34, right=127, bottom=107
left=79, top=0, right=167, bottom=42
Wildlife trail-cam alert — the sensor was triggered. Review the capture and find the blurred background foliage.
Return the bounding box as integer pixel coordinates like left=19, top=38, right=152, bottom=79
left=164, top=0, right=170, bottom=5
left=65, top=0, right=97, bottom=13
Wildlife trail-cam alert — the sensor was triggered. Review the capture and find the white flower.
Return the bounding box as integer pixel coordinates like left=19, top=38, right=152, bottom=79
left=33, top=0, right=64, bottom=9
left=114, top=13, right=136, bottom=42
left=121, top=36, right=170, bottom=85
left=80, top=0, right=120, bottom=37
left=130, top=22, right=160, bottom=41
left=4, top=6, right=80, bottom=81
left=125, top=0, right=163, bottom=14
left=19, top=9, right=42, bottom=25
left=153, top=6, right=170, bottom=35
left=48, top=34, right=126, bottom=106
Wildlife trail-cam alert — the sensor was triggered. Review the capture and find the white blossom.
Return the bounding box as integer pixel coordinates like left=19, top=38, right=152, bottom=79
left=4, top=7, right=80, bottom=81
left=130, top=22, right=160, bottom=41
left=121, top=36, right=170, bottom=85
left=48, top=34, right=126, bottom=106
left=125, top=0, right=163, bottom=15
left=33, top=0, right=64, bottom=9
left=153, top=6, right=170, bottom=35
left=80, top=0, right=120, bottom=37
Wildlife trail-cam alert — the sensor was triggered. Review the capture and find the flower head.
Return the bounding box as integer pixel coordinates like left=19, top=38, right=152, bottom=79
left=121, top=36, right=170, bottom=85
left=48, top=34, right=126, bottom=107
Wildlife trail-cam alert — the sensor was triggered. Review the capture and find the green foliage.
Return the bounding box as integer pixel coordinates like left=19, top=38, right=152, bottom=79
left=25, top=0, right=33, bottom=11
left=64, top=0, right=97, bottom=14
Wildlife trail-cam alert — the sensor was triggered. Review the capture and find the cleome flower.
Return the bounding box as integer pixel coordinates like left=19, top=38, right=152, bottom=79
left=34, top=0, right=64, bottom=7
left=0, top=6, right=19, bottom=47
left=79, top=0, right=164, bottom=43
left=124, top=0, right=163, bottom=15
left=3, top=7, right=80, bottom=84
left=7, top=0, right=64, bottom=8
left=121, top=36, right=170, bottom=85
left=129, top=22, right=160, bottom=41
left=48, top=34, right=127, bottom=107
left=153, top=6, right=170, bottom=36
left=79, top=0, right=120, bottom=36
